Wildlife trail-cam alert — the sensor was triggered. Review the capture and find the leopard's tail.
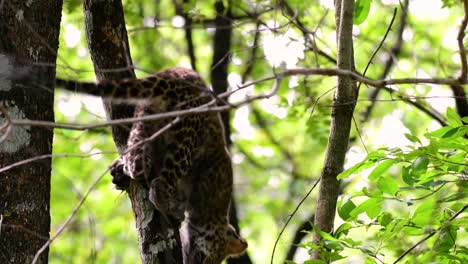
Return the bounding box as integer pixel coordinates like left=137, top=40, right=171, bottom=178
left=55, top=78, right=156, bottom=99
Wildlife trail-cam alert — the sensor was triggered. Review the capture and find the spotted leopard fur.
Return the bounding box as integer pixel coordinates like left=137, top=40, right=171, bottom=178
left=55, top=68, right=247, bottom=263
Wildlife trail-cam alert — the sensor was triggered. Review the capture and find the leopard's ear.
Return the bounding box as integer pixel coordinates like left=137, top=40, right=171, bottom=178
left=226, top=225, right=248, bottom=256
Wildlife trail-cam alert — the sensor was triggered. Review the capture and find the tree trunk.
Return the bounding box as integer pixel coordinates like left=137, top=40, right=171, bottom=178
left=312, top=0, right=357, bottom=260
left=0, top=0, right=62, bottom=262
left=82, top=1, right=182, bottom=263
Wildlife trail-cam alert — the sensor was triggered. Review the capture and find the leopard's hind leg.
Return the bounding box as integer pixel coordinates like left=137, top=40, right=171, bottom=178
left=148, top=125, right=195, bottom=221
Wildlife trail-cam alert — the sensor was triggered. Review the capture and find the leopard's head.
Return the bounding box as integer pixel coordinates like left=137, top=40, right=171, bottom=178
left=181, top=221, right=248, bottom=264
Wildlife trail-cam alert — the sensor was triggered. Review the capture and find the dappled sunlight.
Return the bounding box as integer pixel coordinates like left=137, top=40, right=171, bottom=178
left=233, top=106, right=256, bottom=140
left=81, top=95, right=106, bottom=117
left=258, top=96, right=288, bottom=119
left=370, top=110, right=411, bottom=149
left=63, top=24, right=81, bottom=48
left=57, top=94, right=82, bottom=117
left=261, top=21, right=305, bottom=68
left=410, top=0, right=449, bottom=19
left=426, top=85, right=455, bottom=113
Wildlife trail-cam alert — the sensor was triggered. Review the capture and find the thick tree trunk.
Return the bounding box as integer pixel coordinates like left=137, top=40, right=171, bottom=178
left=312, top=0, right=357, bottom=260
left=82, top=1, right=182, bottom=263
left=0, top=0, right=62, bottom=262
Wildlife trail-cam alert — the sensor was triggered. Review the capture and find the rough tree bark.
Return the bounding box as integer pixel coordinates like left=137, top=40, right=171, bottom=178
left=312, top=0, right=357, bottom=260
left=210, top=1, right=253, bottom=263
left=0, top=0, right=62, bottom=262
left=82, top=0, right=182, bottom=263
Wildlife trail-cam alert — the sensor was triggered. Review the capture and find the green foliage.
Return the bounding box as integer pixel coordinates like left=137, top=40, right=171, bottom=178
left=50, top=1, right=466, bottom=263
left=354, top=0, right=372, bottom=25
left=327, top=110, right=466, bottom=263
left=441, top=0, right=457, bottom=8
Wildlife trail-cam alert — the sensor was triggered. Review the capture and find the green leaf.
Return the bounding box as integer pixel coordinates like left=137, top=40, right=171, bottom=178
left=367, top=201, right=382, bottom=219
left=362, top=187, right=383, bottom=198
left=338, top=199, right=356, bottom=220
left=402, top=166, right=414, bottom=186
left=334, top=223, right=353, bottom=238
left=411, top=156, right=430, bottom=175
left=434, top=225, right=457, bottom=252
left=338, top=159, right=375, bottom=179
left=428, top=126, right=453, bottom=138
left=412, top=200, right=436, bottom=226
left=446, top=108, right=463, bottom=126
left=440, top=193, right=466, bottom=203
left=354, top=0, right=372, bottom=25
left=377, top=212, right=393, bottom=227
left=368, top=159, right=396, bottom=181
left=324, top=240, right=344, bottom=250
left=442, top=127, right=461, bottom=138
left=377, top=176, right=398, bottom=195
left=314, top=226, right=342, bottom=242
left=405, top=133, right=421, bottom=144
left=350, top=198, right=384, bottom=218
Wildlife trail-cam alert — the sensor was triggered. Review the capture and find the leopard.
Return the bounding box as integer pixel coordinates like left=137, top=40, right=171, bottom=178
left=55, top=67, right=247, bottom=264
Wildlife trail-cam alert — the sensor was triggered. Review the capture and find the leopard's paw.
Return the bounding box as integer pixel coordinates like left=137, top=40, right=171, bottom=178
left=110, top=159, right=131, bottom=190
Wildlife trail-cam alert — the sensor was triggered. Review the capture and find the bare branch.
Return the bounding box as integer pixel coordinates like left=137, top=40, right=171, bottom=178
left=0, top=151, right=117, bottom=174
left=235, top=68, right=465, bottom=96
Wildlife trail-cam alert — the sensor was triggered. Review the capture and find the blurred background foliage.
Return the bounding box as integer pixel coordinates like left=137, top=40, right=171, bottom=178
left=50, top=0, right=466, bottom=263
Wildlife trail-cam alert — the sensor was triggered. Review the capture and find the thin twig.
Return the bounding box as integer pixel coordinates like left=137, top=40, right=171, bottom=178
left=359, top=8, right=398, bottom=91
left=270, top=178, right=321, bottom=264
left=240, top=68, right=465, bottom=89
left=362, top=0, right=409, bottom=122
